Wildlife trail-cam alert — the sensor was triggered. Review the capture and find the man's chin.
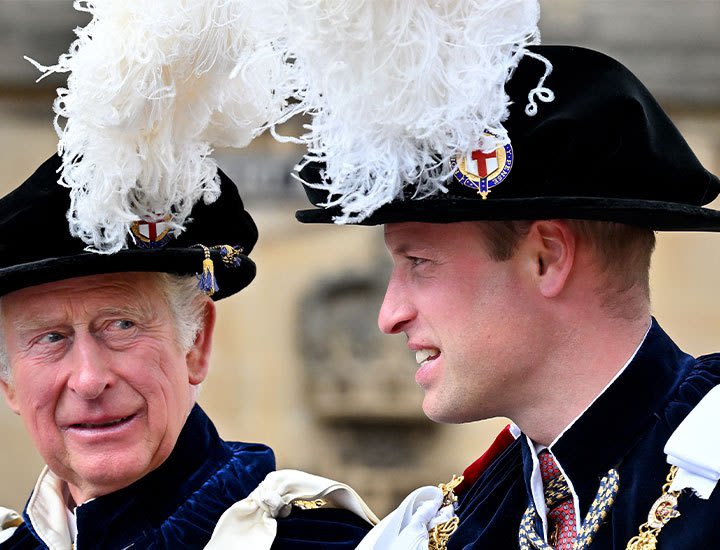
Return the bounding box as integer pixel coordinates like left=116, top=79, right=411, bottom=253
left=422, top=395, right=486, bottom=425
left=421, top=397, right=462, bottom=424
left=61, top=454, right=157, bottom=503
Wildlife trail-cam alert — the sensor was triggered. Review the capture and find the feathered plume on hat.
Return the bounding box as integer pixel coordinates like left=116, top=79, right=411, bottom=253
left=28, top=0, right=294, bottom=253
left=275, top=0, right=552, bottom=223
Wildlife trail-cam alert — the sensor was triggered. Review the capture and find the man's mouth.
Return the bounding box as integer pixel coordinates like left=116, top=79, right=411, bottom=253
left=71, top=415, right=134, bottom=429
left=415, top=348, right=440, bottom=366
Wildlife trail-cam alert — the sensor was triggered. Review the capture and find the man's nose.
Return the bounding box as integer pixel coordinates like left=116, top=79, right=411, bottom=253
left=377, top=275, right=415, bottom=334
left=67, top=333, right=115, bottom=400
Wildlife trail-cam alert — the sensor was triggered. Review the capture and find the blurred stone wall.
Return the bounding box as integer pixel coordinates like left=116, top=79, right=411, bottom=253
left=0, top=0, right=719, bottom=516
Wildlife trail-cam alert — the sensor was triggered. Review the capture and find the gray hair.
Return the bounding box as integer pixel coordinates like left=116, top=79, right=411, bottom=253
left=156, top=273, right=210, bottom=353
left=0, top=273, right=208, bottom=383
left=0, top=323, right=8, bottom=382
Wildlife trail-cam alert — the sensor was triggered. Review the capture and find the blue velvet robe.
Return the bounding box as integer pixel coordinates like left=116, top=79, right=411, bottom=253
left=448, top=320, right=720, bottom=548
left=1, top=405, right=370, bottom=549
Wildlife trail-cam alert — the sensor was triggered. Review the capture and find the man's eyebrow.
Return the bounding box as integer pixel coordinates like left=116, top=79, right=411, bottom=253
left=96, top=305, right=151, bottom=317
left=388, top=242, right=411, bottom=255
left=12, top=315, right=69, bottom=333
left=12, top=303, right=156, bottom=333
left=388, top=242, right=433, bottom=257
left=94, top=302, right=158, bottom=323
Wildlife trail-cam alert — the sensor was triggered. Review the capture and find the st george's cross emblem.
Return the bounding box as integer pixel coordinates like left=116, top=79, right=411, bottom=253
left=451, top=135, right=514, bottom=199
left=130, top=215, right=175, bottom=249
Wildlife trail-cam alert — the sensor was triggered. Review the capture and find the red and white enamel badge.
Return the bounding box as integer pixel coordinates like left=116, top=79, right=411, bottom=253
left=130, top=215, right=174, bottom=249
left=452, top=135, right=514, bottom=199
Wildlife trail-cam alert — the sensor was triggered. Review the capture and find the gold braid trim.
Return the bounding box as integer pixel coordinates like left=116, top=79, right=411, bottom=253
left=626, top=466, right=681, bottom=550
left=1, top=516, right=23, bottom=529
left=428, top=475, right=464, bottom=550
left=292, top=498, right=328, bottom=510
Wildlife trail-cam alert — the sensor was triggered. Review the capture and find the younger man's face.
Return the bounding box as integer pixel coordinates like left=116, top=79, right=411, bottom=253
left=378, top=221, right=539, bottom=423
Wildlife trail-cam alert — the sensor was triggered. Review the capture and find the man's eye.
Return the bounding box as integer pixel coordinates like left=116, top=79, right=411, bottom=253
left=38, top=332, right=65, bottom=344
left=408, top=256, right=429, bottom=267
left=112, top=320, right=135, bottom=330
left=102, top=319, right=139, bottom=345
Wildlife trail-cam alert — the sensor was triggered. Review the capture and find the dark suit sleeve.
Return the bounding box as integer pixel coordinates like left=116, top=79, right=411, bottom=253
left=271, top=507, right=372, bottom=549
left=0, top=523, right=42, bottom=549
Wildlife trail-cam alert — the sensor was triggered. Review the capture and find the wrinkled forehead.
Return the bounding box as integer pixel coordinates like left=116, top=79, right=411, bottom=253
left=0, top=272, right=164, bottom=321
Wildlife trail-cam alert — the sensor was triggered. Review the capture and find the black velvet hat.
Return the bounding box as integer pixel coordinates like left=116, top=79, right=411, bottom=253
left=296, top=45, right=720, bottom=230
left=0, top=154, right=257, bottom=300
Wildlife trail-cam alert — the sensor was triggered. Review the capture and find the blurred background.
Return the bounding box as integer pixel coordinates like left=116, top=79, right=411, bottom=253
left=0, top=0, right=719, bottom=516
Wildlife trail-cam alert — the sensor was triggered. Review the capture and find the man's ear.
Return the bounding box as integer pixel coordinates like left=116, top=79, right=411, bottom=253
left=0, top=378, right=20, bottom=415
left=186, top=299, right=216, bottom=385
left=524, top=220, right=576, bottom=298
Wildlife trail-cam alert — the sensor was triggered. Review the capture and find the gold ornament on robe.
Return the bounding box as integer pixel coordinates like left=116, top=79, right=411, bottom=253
left=626, top=466, right=682, bottom=550
left=428, top=475, right=464, bottom=550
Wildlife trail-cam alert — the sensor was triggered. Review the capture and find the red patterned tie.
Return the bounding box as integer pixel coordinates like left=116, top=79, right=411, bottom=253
left=538, top=450, right=577, bottom=550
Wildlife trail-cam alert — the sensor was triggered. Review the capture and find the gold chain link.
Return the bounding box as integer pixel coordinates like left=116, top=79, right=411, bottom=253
left=429, top=516, right=460, bottom=550
left=626, top=466, right=681, bottom=550
left=427, top=475, right=464, bottom=550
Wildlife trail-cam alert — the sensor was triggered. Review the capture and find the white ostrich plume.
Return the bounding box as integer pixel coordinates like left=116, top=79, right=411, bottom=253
left=28, top=0, right=291, bottom=253
left=282, top=0, right=548, bottom=223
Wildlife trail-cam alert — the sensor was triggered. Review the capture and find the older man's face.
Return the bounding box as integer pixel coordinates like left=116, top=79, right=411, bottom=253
left=0, top=272, right=212, bottom=504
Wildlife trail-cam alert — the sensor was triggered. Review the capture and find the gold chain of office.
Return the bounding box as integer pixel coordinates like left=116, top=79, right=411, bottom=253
left=290, top=467, right=682, bottom=550
left=626, top=466, right=682, bottom=550
left=428, top=475, right=464, bottom=550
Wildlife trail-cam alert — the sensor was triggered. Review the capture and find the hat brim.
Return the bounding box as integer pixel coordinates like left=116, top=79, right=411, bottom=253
left=296, top=196, right=720, bottom=231
left=0, top=247, right=256, bottom=300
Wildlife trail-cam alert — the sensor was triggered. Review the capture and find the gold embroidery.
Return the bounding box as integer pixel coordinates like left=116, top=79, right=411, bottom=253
left=1, top=515, right=23, bottom=529
left=428, top=475, right=464, bottom=550
left=626, top=466, right=681, bottom=550
left=429, top=516, right=460, bottom=550
left=292, top=498, right=328, bottom=510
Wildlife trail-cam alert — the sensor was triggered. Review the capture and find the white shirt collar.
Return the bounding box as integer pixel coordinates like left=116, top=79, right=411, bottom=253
left=26, top=467, right=73, bottom=550
left=524, top=320, right=651, bottom=541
